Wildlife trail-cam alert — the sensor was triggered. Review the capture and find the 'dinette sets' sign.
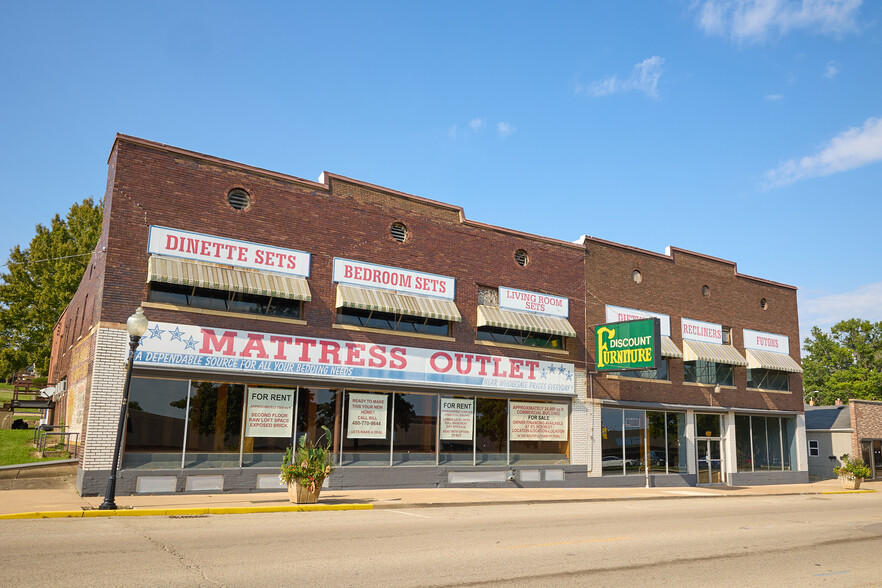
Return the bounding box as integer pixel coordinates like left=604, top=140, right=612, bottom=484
left=595, top=318, right=661, bottom=371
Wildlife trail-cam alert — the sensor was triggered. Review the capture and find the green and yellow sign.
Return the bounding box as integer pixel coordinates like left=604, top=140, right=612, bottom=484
left=595, top=318, right=661, bottom=371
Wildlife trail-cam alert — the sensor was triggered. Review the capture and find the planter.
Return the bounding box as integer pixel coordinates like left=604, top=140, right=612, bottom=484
left=840, top=475, right=863, bottom=490
left=288, top=480, right=322, bottom=504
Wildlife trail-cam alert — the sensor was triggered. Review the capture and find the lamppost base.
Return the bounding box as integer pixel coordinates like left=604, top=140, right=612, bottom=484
left=97, top=501, right=118, bottom=511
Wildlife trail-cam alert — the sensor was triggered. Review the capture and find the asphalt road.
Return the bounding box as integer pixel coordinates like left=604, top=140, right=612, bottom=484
left=2, top=492, right=881, bottom=587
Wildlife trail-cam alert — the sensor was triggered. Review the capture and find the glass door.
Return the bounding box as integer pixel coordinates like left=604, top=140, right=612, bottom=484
left=874, top=441, right=882, bottom=480
left=697, top=439, right=724, bottom=485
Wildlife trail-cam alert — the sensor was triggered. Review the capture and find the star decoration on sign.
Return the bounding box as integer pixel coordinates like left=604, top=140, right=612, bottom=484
left=184, top=336, right=198, bottom=351
left=540, top=368, right=547, bottom=379
left=566, top=371, right=573, bottom=381
left=169, top=326, right=185, bottom=342
left=146, top=325, right=165, bottom=340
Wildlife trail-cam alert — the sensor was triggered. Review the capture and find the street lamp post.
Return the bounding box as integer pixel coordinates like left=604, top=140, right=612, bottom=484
left=98, top=307, right=149, bottom=510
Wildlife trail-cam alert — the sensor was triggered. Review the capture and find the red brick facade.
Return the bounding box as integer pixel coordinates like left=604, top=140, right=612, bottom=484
left=850, top=400, right=882, bottom=459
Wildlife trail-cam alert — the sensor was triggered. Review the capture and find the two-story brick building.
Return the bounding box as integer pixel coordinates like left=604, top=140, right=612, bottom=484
left=48, top=135, right=808, bottom=496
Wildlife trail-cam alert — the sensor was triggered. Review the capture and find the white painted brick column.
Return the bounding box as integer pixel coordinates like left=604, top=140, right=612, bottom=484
left=795, top=412, right=808, bottom=473
left=82, top=327, right=129, bottom=472
left=569, top=370, right=590, bottom=466
left=685, top=411, right=696, bottom=475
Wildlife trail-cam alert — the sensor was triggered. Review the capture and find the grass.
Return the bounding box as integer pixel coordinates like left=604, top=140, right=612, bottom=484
left=0, top=429, right=70, bottom=466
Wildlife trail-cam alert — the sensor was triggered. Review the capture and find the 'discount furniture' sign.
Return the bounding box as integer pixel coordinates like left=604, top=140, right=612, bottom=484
left=134, top=322, right=575, bottom=395
left=595, top=318, right=661, bottom=371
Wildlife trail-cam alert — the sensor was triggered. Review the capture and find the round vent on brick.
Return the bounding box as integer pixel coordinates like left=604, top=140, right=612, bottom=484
left=227, top=188, right=251, bottom=211
left=632, top=270, right=643, bottom=284
left=390, top=222, right=408, bottom=243
left=761, top=298, right=768, bottom=310
left=514, top=249, right=529, bottom=267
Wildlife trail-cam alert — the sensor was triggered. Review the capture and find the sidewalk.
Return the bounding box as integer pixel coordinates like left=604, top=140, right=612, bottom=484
left=0, top=477, right=877, bottom=519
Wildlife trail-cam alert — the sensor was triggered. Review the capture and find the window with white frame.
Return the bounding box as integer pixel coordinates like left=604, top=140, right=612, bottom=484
left=808, top=440, right=819, bottom=457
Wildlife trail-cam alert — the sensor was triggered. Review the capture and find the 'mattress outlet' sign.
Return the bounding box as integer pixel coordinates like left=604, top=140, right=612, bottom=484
left=134, top=322, right=575, bottom=395
left=148, top=226, right=311, bottom=277
left=595, top=318, right=661, bottom=371
left=333, top=258, right=455, bottom=300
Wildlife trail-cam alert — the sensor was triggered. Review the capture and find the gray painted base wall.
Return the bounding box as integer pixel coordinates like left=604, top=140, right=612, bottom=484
left=79, top=466, right=727, bottom=496
left=728, top=471, right=808, bottom=485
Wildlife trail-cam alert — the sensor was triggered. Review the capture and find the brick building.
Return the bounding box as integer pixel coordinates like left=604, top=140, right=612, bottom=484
left=49, top=135, right=808, bottom=496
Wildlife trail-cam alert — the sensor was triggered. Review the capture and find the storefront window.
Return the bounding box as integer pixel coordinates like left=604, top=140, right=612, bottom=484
left=509, top=401, right=569, bottom=465
left=296, top=388, right=341, bottom=451
left=241, top=386, right=297, bottom=468
left=341, top=391, right=392, bottom=466
left=601, top=408, right=625, bottom=475
left=782, top=418, right=795, bottom=470
left=624, top=410, right=645, bottom=475
left=735, top=415, right=752, bottom=472
left=647, top=412, right=667, bottom=472
left=668, top=412, right=687, bottom=473
left=751, top=417, right=769, bottom=470
left=475, top=398, right=508, bottom=465
left=747, top=368, right=789, bottom=391
left=336, top=307, right=449, bottom=336
left=439, top=396, right=475, bottom=465
left=767, top=417, right=782, bottom=470
left=619, top=360, right=669, bottom=381
left=392, top=393, right=437, bottom=465
left=476, top=326, right=565, bottom=350
left=684, top=361, right=734, bottom=386
left=695, top=413, right=721, bottom=438
left=184, top=381, right=245, bottom=468
left=124, top=377, right=190, bottom=469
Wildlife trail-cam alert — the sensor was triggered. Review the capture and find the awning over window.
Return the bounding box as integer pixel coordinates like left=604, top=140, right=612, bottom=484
left=476, top=305, right=577, bottom=338
left=336, top=284, right=462, bottom=322
left=148, top=255, right=311, bottom=301
left=682, top=340, right=748, bottom=366
left=746, top=349, right=803, bottom=373
left=661, top=336, right=683, bottom=359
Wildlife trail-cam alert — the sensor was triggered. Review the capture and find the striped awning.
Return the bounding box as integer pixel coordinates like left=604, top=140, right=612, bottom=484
left=661, top=336, right=683, bottom=359
left=746, top=349, right=803, bottom=373
left=336, top=284, right=462, bottom=322
left=476, top=305, right=577, bottom=338
left=148, top=255, right=311, bottom=301
left=682, top=340, right=748, bottom=366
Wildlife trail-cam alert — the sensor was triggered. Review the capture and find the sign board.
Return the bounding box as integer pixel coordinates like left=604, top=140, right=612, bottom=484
left=509, top=401, right=568, bottom=441
left=134, top=322, right=576, bottom=395
left=148, top=226, right=310, bottom=277
left=743, top=329, right=790, bottom=355
left=605, top=304, right=671, bottom=337
left=346, top=392, right=388, bottom=439
left=439, top=398, right=474, bottom=440
left=244, top=387, right=294, bottom=438
left=681, top=318, right=723, bottom=344
left=332, top=258, right=455, bottom=300
left=595, top=318, right=661, bottom=371
left=499, top=287, right=569, bottom=318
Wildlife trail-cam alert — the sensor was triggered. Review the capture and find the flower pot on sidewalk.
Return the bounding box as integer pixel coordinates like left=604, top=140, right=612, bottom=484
left=839, top=475, right=863, bottom=490
left=288, top=480, right=322, bottom=504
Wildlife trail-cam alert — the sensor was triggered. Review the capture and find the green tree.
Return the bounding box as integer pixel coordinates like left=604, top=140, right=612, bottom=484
left=802, top=319, right=882, bottom=405
left=0, top=198, right=103, bottom=378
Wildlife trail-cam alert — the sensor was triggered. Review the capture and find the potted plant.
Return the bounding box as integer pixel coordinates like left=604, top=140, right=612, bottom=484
left=833, top=454, right=871, bottom=490
left=280, top=425, right=335, bottom=503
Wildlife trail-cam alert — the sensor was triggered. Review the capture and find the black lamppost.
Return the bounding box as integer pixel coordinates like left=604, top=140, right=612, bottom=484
left=99, top=307, right=149, bottom=510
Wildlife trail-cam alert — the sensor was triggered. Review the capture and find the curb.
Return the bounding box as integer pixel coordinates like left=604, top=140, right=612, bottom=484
left=0, top=489, right=875, bottom=520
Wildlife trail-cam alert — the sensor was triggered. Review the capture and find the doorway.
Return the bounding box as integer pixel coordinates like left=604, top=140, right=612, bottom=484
left=696, top=438, right=724, bottom=484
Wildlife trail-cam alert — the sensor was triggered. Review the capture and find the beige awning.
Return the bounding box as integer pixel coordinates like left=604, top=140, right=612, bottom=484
left=476, top=305, right=577, bottom=338
left=148, top=255, right=311, bottom=301
left=746, top=349, right=803, bottom=373
left=682, top=340, right=748, bottom=366
left=336, top=284, right=462, bottom=322
left=661, top=336, right=683, bottom=359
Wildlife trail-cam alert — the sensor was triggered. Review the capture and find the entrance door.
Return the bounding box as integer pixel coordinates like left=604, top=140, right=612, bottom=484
left=874, top=441, right=882, bottom=480
left=697, top=439, right=724, bottom=484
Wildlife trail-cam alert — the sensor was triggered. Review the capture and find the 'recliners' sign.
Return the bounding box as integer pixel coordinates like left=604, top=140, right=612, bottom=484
left=595, top=318, right=661, bottom=371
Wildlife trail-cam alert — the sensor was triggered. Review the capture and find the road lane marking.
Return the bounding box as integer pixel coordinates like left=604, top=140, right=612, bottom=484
left=387, top=510, right=431, bottom=518
left=503, top=537, right=629, bottom=549
left=814, top=570, right=850, bottom=577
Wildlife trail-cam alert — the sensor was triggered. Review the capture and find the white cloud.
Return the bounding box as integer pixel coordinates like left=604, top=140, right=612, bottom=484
left=469, top=118, right=486, bottom=131
left=799, top=281, right=882, bottom=344
left=766, top=93, right=784, bottom=100
left=694, top=0, right=862, bottom=42
left=824, top=60, right=840, bottom=79
left=497, top=122, right=516, bottom=137
left=763, top=116, right=882, bottom=188
left=583, top=56, right=665, bottom=99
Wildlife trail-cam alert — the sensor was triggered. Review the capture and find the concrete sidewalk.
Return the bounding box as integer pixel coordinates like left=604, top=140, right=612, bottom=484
left=0, top=477, right=877, bottom=519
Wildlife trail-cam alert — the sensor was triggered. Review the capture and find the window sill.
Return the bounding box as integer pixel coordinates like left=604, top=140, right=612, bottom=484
left=746, top=387, right=791, bottom=395
left=604, top=375, right=672, bottom=384
left=474, top=340, right=570, bottom=356
left=141, top=301, right=307, bottom=325
left=683, top=382, right=736, bottom=390
left=332, top=323, right=455, bottom=342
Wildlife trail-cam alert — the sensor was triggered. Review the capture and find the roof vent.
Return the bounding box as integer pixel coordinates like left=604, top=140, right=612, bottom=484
left=227, top=188, right=251, bottom=211
left=514, top=249, right=529, bottom=267
left=390, top=222, right=407, bottom=243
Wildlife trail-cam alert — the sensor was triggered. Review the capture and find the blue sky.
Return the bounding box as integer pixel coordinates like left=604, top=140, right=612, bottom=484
left=2, top=1, right=880, bottom=346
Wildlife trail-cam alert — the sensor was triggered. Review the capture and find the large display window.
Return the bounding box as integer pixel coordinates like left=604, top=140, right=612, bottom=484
left=601, top=407, right=686, bottom=476
left=735, top=415, right=797, bottom=473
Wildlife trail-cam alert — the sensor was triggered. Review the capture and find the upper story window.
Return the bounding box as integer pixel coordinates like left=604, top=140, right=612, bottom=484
left=336, top=306, right=450, bottom=336
left=746, top=368, right=789, bottom=391
left=148, top=282, right=302, bottom=319
left=475, top=286, right=575, bottom=350
left=684, top=360, right=734, bottom=386
left=722, top=326, right=732, bottom=345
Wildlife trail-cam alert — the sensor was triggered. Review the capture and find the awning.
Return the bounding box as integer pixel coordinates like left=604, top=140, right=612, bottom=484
left=336, top=284, right=462, bottom=322
left=148, top=255, right=311, bottom=301
left=661, top=336, right=682, bottom=359
left=746, top=349, right=803, bottom=373
left=476, top=305, right=577, bottom=338
left=682, top=340, right=748, bottom=366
